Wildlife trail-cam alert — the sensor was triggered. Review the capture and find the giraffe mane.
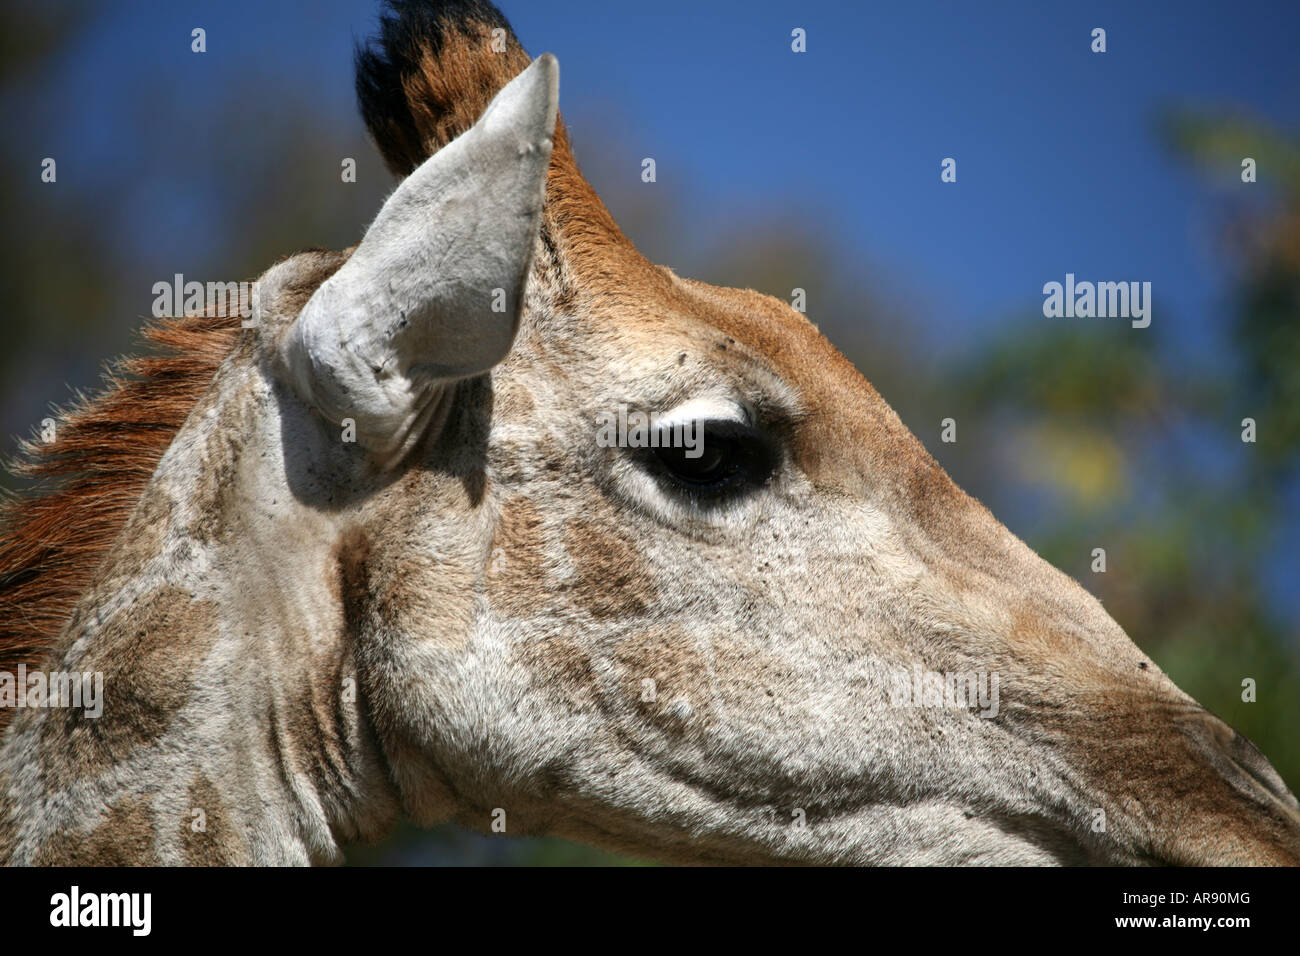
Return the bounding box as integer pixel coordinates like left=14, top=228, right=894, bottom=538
left=0, top=313, right=242, bottom=732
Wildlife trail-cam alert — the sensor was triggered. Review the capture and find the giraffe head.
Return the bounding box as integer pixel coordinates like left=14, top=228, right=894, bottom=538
left=245, top=1, right=1300, bottom=864
left=4, top=0, right=1296, bottom=866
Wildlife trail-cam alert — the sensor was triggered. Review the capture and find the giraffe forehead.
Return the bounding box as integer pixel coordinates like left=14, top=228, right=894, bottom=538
left=545, top=271, right=934, bottom=500
left=681, top=278, right=967, bottom=513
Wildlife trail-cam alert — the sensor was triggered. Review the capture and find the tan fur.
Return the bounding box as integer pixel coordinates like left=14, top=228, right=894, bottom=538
left=181, top=772, right=239, bottom=865
left=38, top=586, right=220, bottom=779
left=563, top=513, right=656, bottom=619
left=486, top=495, right=551, bottom=615
left=33, top=794, right=157, bottom=866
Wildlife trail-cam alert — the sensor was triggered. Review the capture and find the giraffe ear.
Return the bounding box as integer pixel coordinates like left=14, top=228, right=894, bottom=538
left=283, top=54, right=558, bottom=467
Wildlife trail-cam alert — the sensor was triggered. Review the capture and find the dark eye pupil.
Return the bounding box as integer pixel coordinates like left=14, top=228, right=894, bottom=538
left=637, top=419, right=777, bottom=504
left=655, top=441, right=729, bottom=486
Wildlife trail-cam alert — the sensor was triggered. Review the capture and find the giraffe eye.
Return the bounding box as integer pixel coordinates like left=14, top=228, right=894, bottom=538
left=656, top=437, right=729, bottom=486
left=644, top=420, right=776, bottom=502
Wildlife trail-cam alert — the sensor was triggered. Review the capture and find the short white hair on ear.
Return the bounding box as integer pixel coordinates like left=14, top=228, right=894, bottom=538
left=284, top=54, right=559, bottom=467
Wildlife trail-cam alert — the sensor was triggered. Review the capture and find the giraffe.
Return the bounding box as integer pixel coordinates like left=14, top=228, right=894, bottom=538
left=1, top=0, right=1297, bottom=866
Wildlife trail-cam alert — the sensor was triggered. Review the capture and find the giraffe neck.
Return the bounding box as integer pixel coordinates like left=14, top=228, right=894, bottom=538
left=0, top=358, right=400, bottom=865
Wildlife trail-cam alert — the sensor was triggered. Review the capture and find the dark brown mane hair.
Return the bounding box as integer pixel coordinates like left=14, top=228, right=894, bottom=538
left=0, top=314, right=241, bottom=732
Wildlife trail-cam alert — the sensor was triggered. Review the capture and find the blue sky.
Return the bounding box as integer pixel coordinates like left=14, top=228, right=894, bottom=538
left=46, top=0, right=1299, bottom=359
